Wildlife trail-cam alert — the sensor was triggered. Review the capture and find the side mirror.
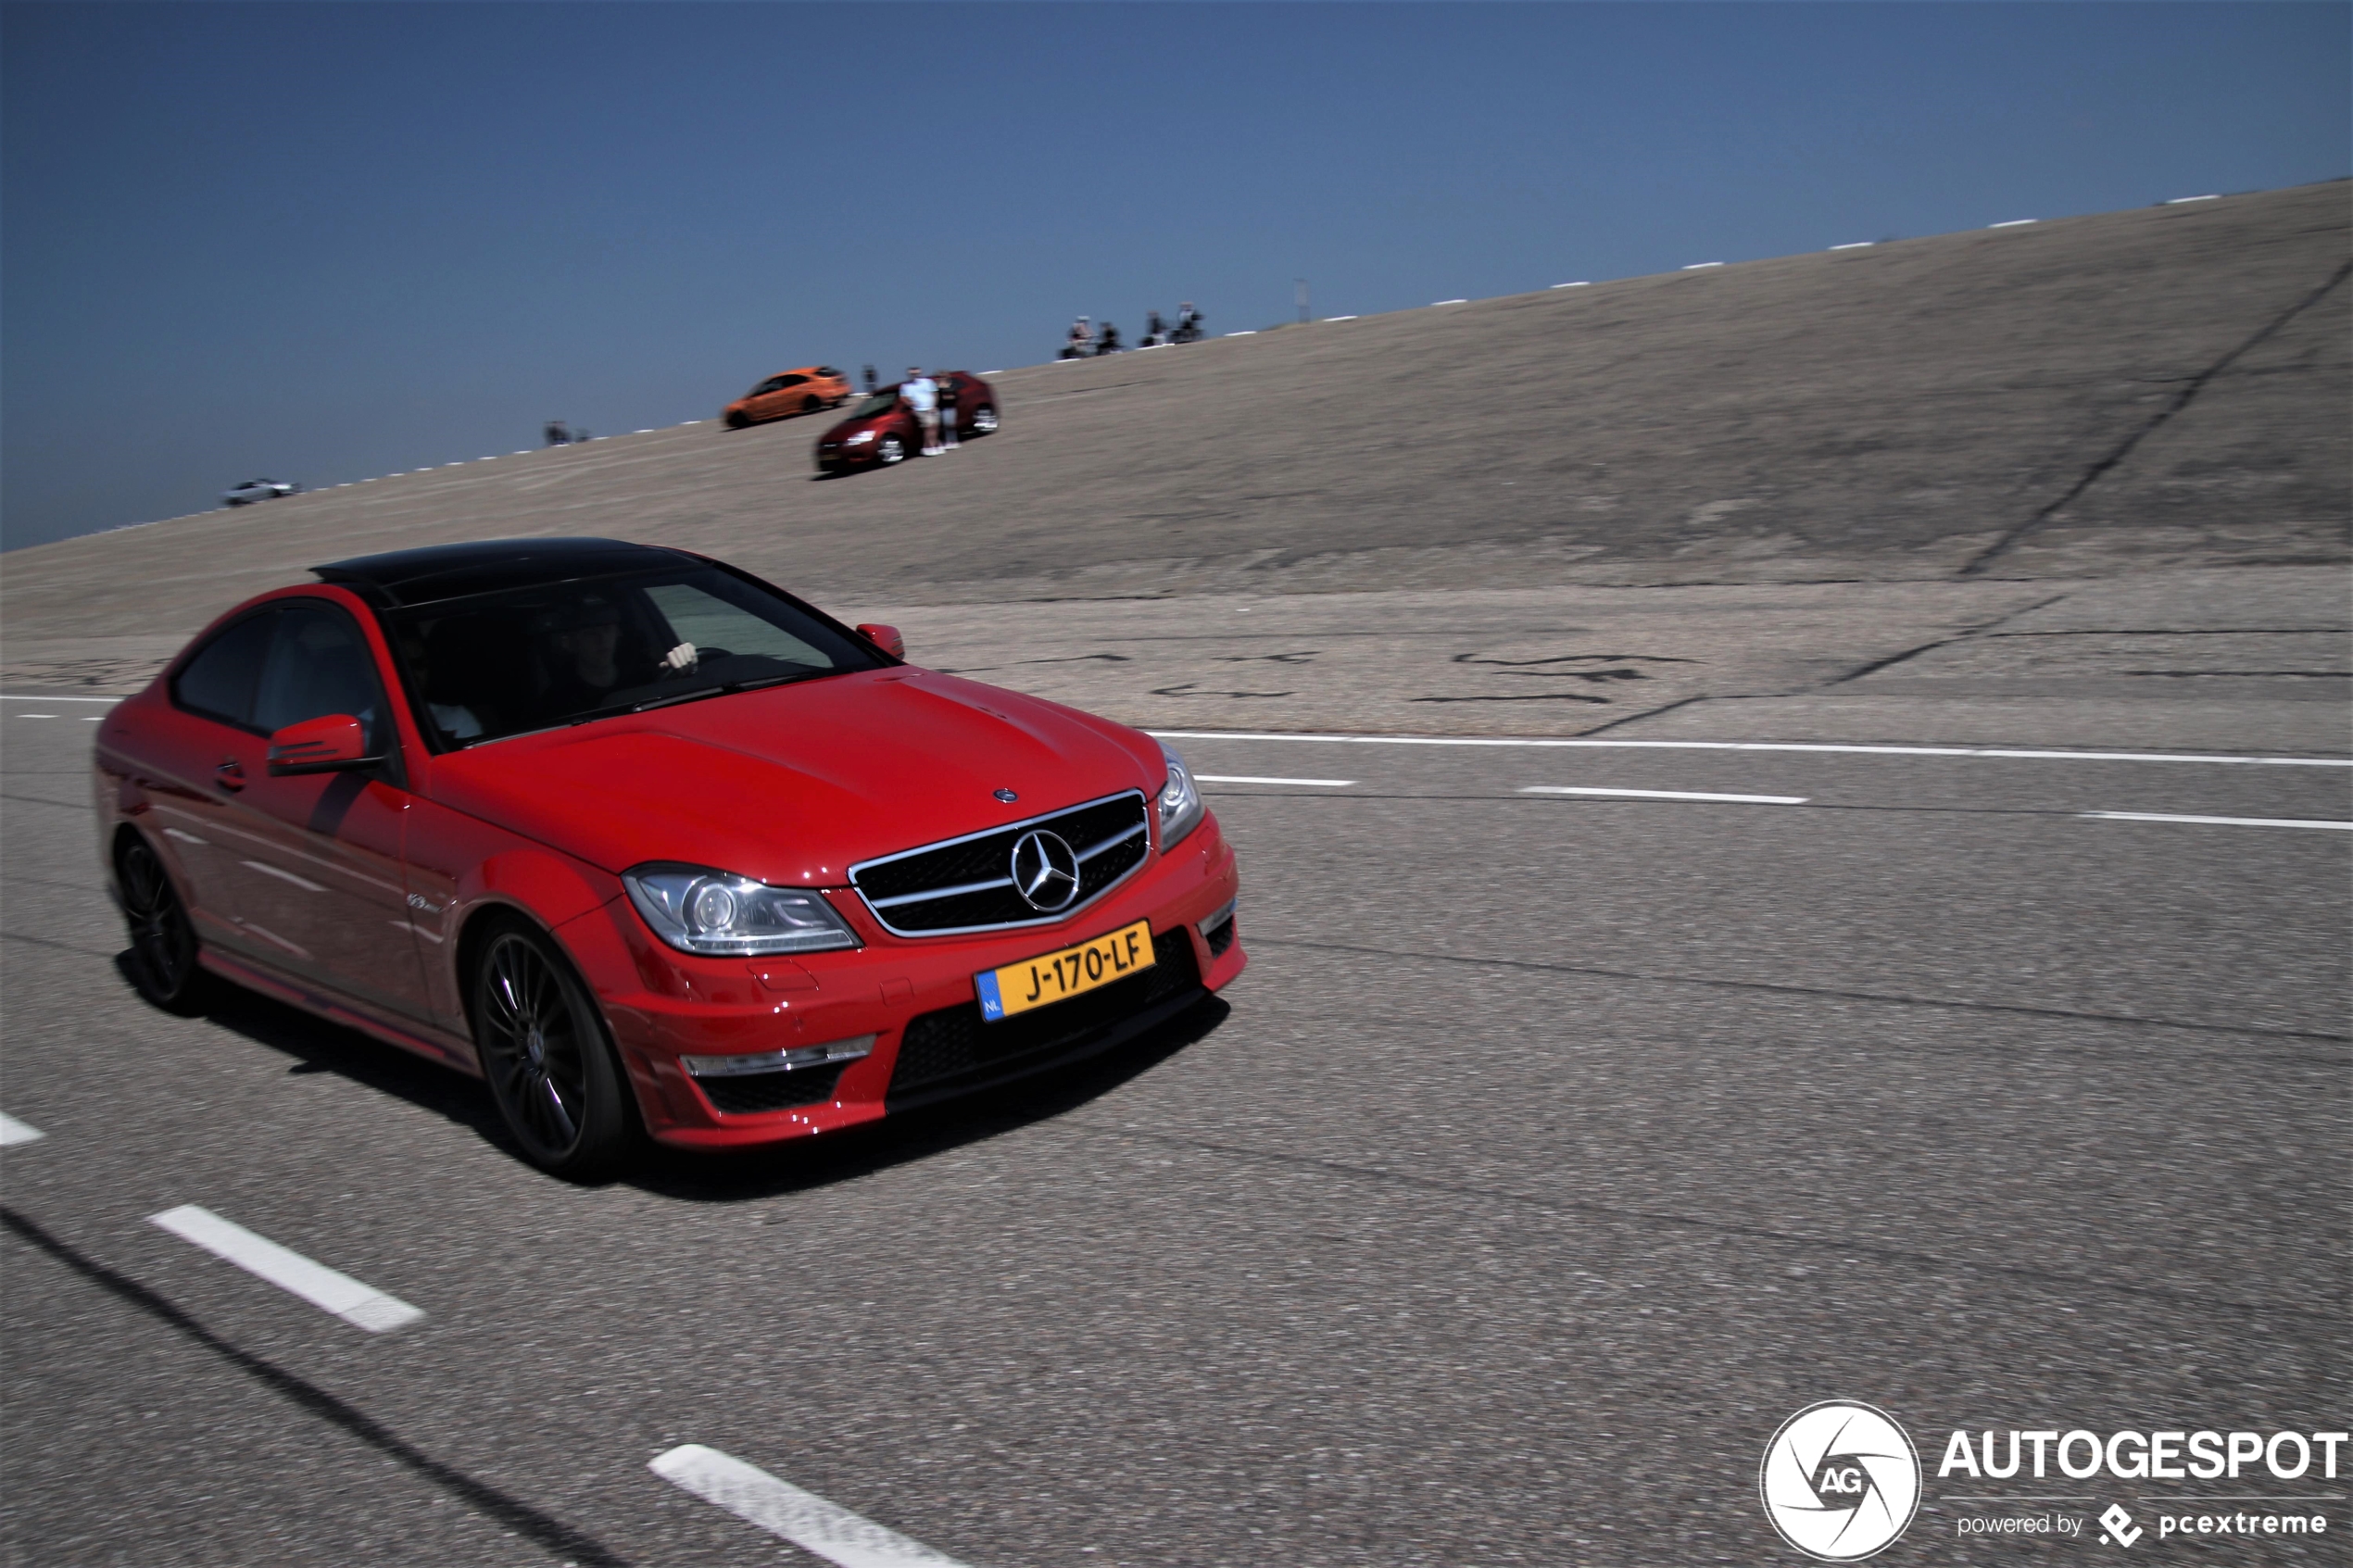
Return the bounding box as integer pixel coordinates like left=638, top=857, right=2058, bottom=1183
left=856, top=623, right=907, bottom=660
left=267, top=713, right=382, bottom=776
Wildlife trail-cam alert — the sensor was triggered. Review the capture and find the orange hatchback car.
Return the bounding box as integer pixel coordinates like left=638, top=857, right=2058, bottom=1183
left=723, top=367, right=852, bottom=428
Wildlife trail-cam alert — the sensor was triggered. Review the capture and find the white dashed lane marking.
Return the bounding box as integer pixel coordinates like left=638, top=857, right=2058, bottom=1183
left=2082, top=812, right=2353, bottom=832
left=1194, top=774, right=1355, bottom=788
left=148, top=1205, right=423, bottom=1333
left=651, top=1445, right=976, bottom=1568
left=1150, top=731, right=2353, bottom=768
left=1521, top=785, right=1808, bottom=805
left=0, top=1111, right=46, bottom=1147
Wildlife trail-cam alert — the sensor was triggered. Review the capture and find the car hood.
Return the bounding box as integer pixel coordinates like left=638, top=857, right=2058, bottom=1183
left=424, top=668, right=1165, bottom=884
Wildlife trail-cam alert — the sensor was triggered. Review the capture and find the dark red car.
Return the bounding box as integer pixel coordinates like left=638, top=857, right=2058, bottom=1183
left=814, top=372, right=1000, bottom=472
left=94, top=538, right=1242, bottom=1179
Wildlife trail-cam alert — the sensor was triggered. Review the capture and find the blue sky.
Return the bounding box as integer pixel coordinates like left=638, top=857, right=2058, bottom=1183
left=4, top=2, right=2346, bottom=550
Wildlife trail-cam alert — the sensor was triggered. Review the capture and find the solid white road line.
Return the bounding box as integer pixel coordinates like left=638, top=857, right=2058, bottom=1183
left=1522, top=785, right=1808, bottom=805
left=1194, top=774, right=1355, bottom=787
left=2082, top=812, right=2353, bottom=832
left=0, top=1111, right=46, bottom=1147
left=1148, top=730, right=2353, bottom=768
left=148, top=1205, right=422, bottom=1332
left=650, top=1445, right=975, bottom=1568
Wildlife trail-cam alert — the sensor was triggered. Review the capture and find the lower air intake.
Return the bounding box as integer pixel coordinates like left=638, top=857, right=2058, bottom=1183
left=888, top=927, right=1201, bottom=1098
left=696, top=1061, right=849, bottom=1116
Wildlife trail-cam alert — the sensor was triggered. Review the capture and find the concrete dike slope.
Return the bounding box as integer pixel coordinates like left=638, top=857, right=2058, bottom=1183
left=4, top=181, right=2345, bottom=747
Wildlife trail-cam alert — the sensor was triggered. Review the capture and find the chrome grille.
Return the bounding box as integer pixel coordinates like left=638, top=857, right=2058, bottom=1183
left=849, top=791, right=1151, bottom=936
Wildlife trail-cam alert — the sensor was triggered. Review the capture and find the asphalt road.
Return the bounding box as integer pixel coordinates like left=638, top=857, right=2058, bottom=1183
left=4, top=697, right=2345, bottom=1565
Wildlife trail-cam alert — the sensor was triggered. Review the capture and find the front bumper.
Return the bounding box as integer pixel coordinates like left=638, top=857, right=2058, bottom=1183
left=559, top=814, right=1244, bottom=1148
left=814, top=438, right=882, bottom=472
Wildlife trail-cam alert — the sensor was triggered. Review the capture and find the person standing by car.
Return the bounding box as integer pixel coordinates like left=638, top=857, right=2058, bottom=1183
left=901, top=366, right=940, bottom=456
left=1096, top=320, right=1122, bottom=356
left=1063, top=317, right=1091, bottom=359
left=934, top=371, right=961, bottom=450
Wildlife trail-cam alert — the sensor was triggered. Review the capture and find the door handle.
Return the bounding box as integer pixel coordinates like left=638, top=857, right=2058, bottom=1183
left=214, top=758, right=247, bottom=793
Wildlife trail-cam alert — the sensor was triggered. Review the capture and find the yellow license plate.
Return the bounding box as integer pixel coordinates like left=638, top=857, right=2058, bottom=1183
left=975, top=920, right=1155, bottom=1022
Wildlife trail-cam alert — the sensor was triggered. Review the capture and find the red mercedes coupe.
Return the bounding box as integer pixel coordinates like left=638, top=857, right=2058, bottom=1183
left=94, top=538, right=1242, bottom=1178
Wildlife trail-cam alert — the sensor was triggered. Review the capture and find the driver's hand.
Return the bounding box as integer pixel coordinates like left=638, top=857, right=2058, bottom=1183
left=662, top=642, right=698, bottom=673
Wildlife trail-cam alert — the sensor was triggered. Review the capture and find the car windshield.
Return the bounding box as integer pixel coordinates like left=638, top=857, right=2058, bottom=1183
left=849, top=392, right=901, bottom=420
left=382, top=565, right=887, bottom=748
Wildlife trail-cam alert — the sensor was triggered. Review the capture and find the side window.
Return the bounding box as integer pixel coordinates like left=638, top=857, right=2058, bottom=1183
left=775, top=374, right=806, bottom=388
left=253, top=602, right=390, bottom=752
left=642, top=582, right=831, bottom=668
left=171, top=609, right=279, bottom=727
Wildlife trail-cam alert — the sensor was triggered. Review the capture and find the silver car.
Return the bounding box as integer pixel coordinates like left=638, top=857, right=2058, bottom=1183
left=222, top=478, right=302, bottom=508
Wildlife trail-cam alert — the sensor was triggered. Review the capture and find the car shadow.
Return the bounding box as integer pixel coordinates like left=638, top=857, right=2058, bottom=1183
left=120, top=949, right=1227, bottom=1195
left=119, top=951, right=511, bottom=1144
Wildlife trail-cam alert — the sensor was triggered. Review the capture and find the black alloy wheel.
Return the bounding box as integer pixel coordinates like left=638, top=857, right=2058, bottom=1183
left=725, top=411, right=750, bottom=429
left=472, top=921, right=635, bottom=1179
left=970, top=405, right=1000, bottom=433
left=801, top=395, right=820, bottom=413
left=117, top=834, right=208, bottom=1013
left=876, top=434, right=906, bottom=465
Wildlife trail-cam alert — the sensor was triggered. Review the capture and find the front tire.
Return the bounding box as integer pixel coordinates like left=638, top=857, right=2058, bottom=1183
left=117, top=834, right=209, bottom=1014
left=472, top=919, right=635, bottom=1180
left=800, top=395, right=820, bottom=413
left=724, top=411, right=750, bottom=430
left=876, top=434, right=906, bottom=466
left=970, top=405, right=999, bottom=434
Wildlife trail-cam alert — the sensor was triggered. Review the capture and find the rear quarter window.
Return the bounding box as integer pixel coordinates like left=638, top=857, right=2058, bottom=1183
left=170, top=609, right=279, bottom=728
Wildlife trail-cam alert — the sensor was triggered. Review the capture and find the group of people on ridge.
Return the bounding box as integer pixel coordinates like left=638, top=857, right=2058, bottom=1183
left=1061, top=302, right=1202, bottom=358
left=891, top=366, right=962, bottom=457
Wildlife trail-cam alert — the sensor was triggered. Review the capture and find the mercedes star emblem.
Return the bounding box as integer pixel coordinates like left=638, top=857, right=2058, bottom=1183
left=1009, top=829, right=1081, bottom=912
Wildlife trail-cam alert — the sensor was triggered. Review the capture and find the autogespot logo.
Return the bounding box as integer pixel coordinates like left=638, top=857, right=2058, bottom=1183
left=1761, top=1401, right=1923, bottom=1561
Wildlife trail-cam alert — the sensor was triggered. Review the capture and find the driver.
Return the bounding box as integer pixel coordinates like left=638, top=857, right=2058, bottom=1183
left=535, top=596, right=697, bottom=718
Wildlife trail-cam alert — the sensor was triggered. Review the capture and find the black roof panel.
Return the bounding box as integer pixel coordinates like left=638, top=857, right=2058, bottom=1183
left=311, top=537, right=698, bottom=608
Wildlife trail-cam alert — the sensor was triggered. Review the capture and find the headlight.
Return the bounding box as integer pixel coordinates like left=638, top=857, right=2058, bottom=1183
left=843, top=430, right=876, bottom=445
left=1157, top=742, right=1203, bottom=848
left=623, top=864, right=861, bottom=956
